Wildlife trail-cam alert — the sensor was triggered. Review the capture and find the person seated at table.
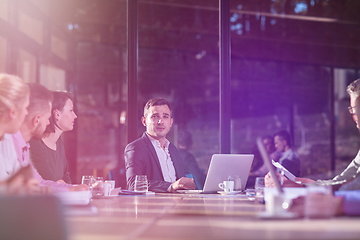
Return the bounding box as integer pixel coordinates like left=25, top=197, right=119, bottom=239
left=265, top=78, right=360, bottom=190
left=30, top=91, right=77, bottom=184
left=0, top=73, right=45, bottom=196
left=273, top=130, right=301, bottom=177
left=250, top=135, right=281, bottom=177
left=177, top=130, right=206, bottom=189
left=13, top=83, right=87, bottom=192
left=125, top=98, right=196, bottom=192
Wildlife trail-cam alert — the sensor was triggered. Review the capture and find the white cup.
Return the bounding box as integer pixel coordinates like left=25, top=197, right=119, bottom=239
left=105, top=180, right=115, bottom=193
left=218, top=181, right=234, bottom=192
left=266, top=194, right=286, bottom=216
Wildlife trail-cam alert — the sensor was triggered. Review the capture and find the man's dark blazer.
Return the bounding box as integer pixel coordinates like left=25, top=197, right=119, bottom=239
left=124, top=132, right=186, bottom=192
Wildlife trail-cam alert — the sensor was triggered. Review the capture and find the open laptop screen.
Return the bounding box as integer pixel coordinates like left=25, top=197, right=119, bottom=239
left=202, top=154, right=254, bottom=193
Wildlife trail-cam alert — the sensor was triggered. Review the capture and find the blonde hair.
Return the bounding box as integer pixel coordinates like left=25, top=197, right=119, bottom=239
left=0, top=73, right=30, bottom=118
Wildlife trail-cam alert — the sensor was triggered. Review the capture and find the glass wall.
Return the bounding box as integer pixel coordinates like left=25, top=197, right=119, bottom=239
left=73, top=0, right=127, bottom=184
left=0, top=36, right=6, bottom=72
left=1, top=0, right=360, bottom=186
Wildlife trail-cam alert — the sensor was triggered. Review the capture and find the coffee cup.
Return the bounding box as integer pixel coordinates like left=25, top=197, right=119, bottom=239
left=265, top=193, right=286, bottom=216
left=105, top=180, right=115, bottom=193
left=218, top=181, right=234, bottom=192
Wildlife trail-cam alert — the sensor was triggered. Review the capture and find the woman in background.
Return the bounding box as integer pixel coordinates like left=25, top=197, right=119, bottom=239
left=30, top=91, right=77, bottom=184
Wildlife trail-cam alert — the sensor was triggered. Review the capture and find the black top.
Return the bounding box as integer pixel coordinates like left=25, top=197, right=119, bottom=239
left=29, top=137, right=71, bottom=184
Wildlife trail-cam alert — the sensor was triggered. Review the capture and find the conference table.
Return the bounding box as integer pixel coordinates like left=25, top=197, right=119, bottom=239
left=66, top=192, right=360, bottom=240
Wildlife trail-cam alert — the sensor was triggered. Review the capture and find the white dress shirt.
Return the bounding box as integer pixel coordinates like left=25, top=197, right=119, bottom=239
left=147, top=133, right=176, bottom=183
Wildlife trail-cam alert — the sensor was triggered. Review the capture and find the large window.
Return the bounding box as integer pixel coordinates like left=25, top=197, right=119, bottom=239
left=1, top=0, right=360, bottom=185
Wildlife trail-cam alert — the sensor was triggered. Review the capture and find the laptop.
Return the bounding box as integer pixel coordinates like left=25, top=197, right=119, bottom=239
left=179, top=154, right=254, bottom=193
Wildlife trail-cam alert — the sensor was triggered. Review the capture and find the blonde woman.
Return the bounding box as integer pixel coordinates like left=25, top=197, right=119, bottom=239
left=0, top=73, right=41, bottom=195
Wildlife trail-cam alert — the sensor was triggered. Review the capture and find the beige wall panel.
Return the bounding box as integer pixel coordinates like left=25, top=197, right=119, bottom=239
left=18, top=48, right=36, bottom=83
left=51, top=35, right=67, bottom=60
left=0, top=36, right=6, bottom=72
left=40, top=64, right=66, bottom=91
left=18, top=9, right=43, bottom=45
left=0, top=0, right=8, bottom=21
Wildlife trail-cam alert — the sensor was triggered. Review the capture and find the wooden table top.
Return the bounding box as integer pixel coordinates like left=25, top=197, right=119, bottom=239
left=66, top=193, right=360, bottom=240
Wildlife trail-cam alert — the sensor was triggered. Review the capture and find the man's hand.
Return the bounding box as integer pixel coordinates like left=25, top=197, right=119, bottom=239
left=4, top=177, right=51, bottom=196
left=69, top=184, right=89, bottom=192
left=264, top=172, right=304, bottom=188
left=3, top=175, right=25, bottom=195
left=25, top=179, right=52, bottom=195
left=56, top=179, right=66, bottom=184
left=294, top=177, right=315, bottom=184
left=265, top=172, right=285, bottom=187
left=170, top=177, right=196, bottom=192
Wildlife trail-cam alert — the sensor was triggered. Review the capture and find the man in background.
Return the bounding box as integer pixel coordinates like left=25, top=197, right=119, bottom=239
left=273, top=130, right=301, bottom=176
left=251, top=135, right=281, bottom=177
left=266, top=78, right=360, bottom=190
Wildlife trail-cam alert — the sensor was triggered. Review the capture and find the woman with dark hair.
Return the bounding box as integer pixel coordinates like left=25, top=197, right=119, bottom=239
left=30, top=91, right=77, bottom=184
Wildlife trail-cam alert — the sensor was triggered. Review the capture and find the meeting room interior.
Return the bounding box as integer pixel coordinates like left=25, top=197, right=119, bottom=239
left=1, top=0, right=360, bottom=239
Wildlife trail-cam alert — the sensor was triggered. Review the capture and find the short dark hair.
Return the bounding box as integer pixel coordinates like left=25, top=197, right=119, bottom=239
left=25, top=83, right=53, bottom=121
left=347, top=79, right=360, bottom=96
left=178, top=130, right=193, bottom=149
left=44, top=91, right=74, bottom=134
left=143, top=98, right=171, bottom=118
left=356, top=96, right=360, bottom=120
left=261, top=135, right=274, bottom=143
left=274, top=130, right=292, bottom=147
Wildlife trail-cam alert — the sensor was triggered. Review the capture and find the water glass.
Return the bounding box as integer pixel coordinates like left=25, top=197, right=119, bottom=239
left=92, top=177, right=105, bottom=196
left=234, top=175, right=242, bottom=191
left=255, top=177, right=265, bottom=200
left=134, top=175, right=148, bottom=192
left=81, top=175, right=95, bottom=189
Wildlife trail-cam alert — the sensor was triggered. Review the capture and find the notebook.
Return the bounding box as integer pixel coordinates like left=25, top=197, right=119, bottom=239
left=179, top=154, right=254, bottom=193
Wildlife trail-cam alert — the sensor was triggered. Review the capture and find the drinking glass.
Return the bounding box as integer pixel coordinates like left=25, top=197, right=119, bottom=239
left=81, top=175, right=95, bottom=189
left=92, top=177, right=104, bottom=196
left=134, top=175, right=148, bottom=192
left=234, top=175, right=242, bottom=191
left=255, top=177, right=265, bottom=200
